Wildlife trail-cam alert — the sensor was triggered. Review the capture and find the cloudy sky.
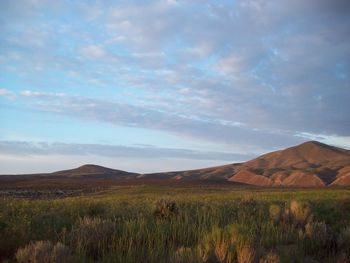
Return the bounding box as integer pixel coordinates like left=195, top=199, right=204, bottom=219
left=1, top=0, right=350, bottom=174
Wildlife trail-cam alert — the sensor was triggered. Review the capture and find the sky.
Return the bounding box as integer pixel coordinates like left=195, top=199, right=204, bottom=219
left=0, top=0, right=350, bottom=174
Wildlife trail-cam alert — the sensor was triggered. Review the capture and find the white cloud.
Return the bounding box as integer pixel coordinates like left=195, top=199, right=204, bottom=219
left=295, top=132, right=350, bottom=149
left=20, top=90, right=42, bottom=97
left=1, top=0, right=349, bottom=156
left=186, top=43, right=213, bottom=58
left=20, top=90, right=65, bottom=98
left=215, top=54, right=247, bottom=76
left=80, top=45, right=106, bottom=59
left=0, top=88, right=12, bottom=96
left=13, top=90, right=304, bottom=152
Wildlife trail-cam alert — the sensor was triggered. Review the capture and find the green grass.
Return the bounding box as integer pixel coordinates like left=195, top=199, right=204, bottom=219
left=1, top=186, right=350, bottom=262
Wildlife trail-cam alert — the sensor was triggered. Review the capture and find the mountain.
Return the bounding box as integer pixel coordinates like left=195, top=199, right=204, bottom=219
left=228, top=141, right=350, bottom=186
left=143, top=141, right=350, bottom=186
left=51, top=164, right=139, bottom=179
left=140, top=163, right=240, bottom=181
left=240, top=141, right=349, bottom=170
left=1, top=141, right=350, bottom=187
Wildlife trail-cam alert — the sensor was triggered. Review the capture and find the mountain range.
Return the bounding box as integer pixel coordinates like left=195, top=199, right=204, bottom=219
left=2, top=141, right=350, bottom=187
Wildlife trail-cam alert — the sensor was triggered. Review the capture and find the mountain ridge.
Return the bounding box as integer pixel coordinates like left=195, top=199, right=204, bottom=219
left=51, top=164, right=139, bottom=179
left=1, top=141, right=350, bottom=187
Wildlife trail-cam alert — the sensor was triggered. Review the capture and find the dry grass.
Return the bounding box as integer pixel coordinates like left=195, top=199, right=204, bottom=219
left=171, top=247, right=201, bottom=263
left=15, top=241, right=70, bottom=263
left=237, top=244, right=256, bottom=263
left=289, top=200, right=313, bottom=226
left=1, top=187, right=350, bottom=262
left=305, top=221, right=328, bottom=241
left=71, top=216, right=115, bottom=259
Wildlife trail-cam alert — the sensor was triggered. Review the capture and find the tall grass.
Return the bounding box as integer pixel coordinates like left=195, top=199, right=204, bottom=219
left=0, top=187, right=349, bottom=262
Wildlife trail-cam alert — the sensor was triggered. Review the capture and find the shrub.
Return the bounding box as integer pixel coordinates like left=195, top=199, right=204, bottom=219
left=16, top=240, right=70, bottom=263
left=289, top=201, right=313, bottom=226
left=269, top=205, right=282, bottom=224
left=304, top=221, right=332, bottom=256
left=153, top=198, right=179, bottom=219
left=305, top=221, right=328, bottom=241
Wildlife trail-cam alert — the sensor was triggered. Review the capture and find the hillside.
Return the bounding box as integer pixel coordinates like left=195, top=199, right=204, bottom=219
left=227, top=141, right=350, bottom=186
left=143, top=141, right=350, bottom=186
left=51, top=164, right=139, bottom=179
left=1, top=141, right=350, bottom=187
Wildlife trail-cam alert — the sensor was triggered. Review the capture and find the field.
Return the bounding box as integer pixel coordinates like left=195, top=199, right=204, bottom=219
left=1, top=184, right=350, bottom=263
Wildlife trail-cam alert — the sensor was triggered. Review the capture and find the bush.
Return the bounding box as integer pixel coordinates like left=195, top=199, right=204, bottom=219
left=15, top=240, right=70, bottom=263
left=289, top=201, right=313, bottom=226
left=269, top=205, right=282, bottom=224
left=304, top=221, right=335, bottom=256
left=153, top=198, right=179, bottom=219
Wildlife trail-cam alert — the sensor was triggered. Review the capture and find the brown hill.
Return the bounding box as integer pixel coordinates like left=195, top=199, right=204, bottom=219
left=142, top=163, right=239, bottom=181
left=143, top=141, right=350, bottom=187
left=281, top=171, right=325, bottom=187
left=51, top=164, right=139, bottom=179
left=241, top=141, right=350, bottom=171
left=1, top=141, right=350, bottom=187
left=229, top=170, right=273, bottom=186
left=330, top=165, right=350, bottom=186
left=270, top=171, right=288, bottom=185
left=331, top=174, right=350, bottom=186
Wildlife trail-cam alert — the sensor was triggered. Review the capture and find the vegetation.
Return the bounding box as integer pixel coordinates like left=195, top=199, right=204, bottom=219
left=0, top=186, right=350, bottom=262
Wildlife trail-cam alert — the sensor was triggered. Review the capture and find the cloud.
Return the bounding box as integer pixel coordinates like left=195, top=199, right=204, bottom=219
left=0, top=140, right=254, bottom=162
left=0, top=88, right=16, bottom=100
left=16, top=90, right=304, bottom=152
left=0, top=0, right=349, bottom=160
left=20, top=90, right=65, bottom=98
left=0, top=88, right=12, bottom=96
left=215, top=54, right=247, bottom=76
left=80, top=45, right=106, bottom=59
left=295, top=132, right=350, bottom=149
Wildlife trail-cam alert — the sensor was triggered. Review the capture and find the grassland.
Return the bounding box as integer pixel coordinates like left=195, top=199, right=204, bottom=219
left=1, top=185, right=350, bottom=262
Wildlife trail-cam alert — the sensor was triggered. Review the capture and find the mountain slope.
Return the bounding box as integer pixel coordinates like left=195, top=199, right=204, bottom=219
left=2, top=141, right=350, bottom=187
left=51, top=164, right=139, bottom=179
left=143, top=141, right=350, bottom=186
left=240, top=141, right=350, bottom=171
left=228, top=141, right=350, bottom=186
left=141, top=163, right=240, bottom=181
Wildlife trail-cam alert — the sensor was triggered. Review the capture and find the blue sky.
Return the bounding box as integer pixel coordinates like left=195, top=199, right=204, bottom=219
left=1, top=0, right=350, bottom=173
